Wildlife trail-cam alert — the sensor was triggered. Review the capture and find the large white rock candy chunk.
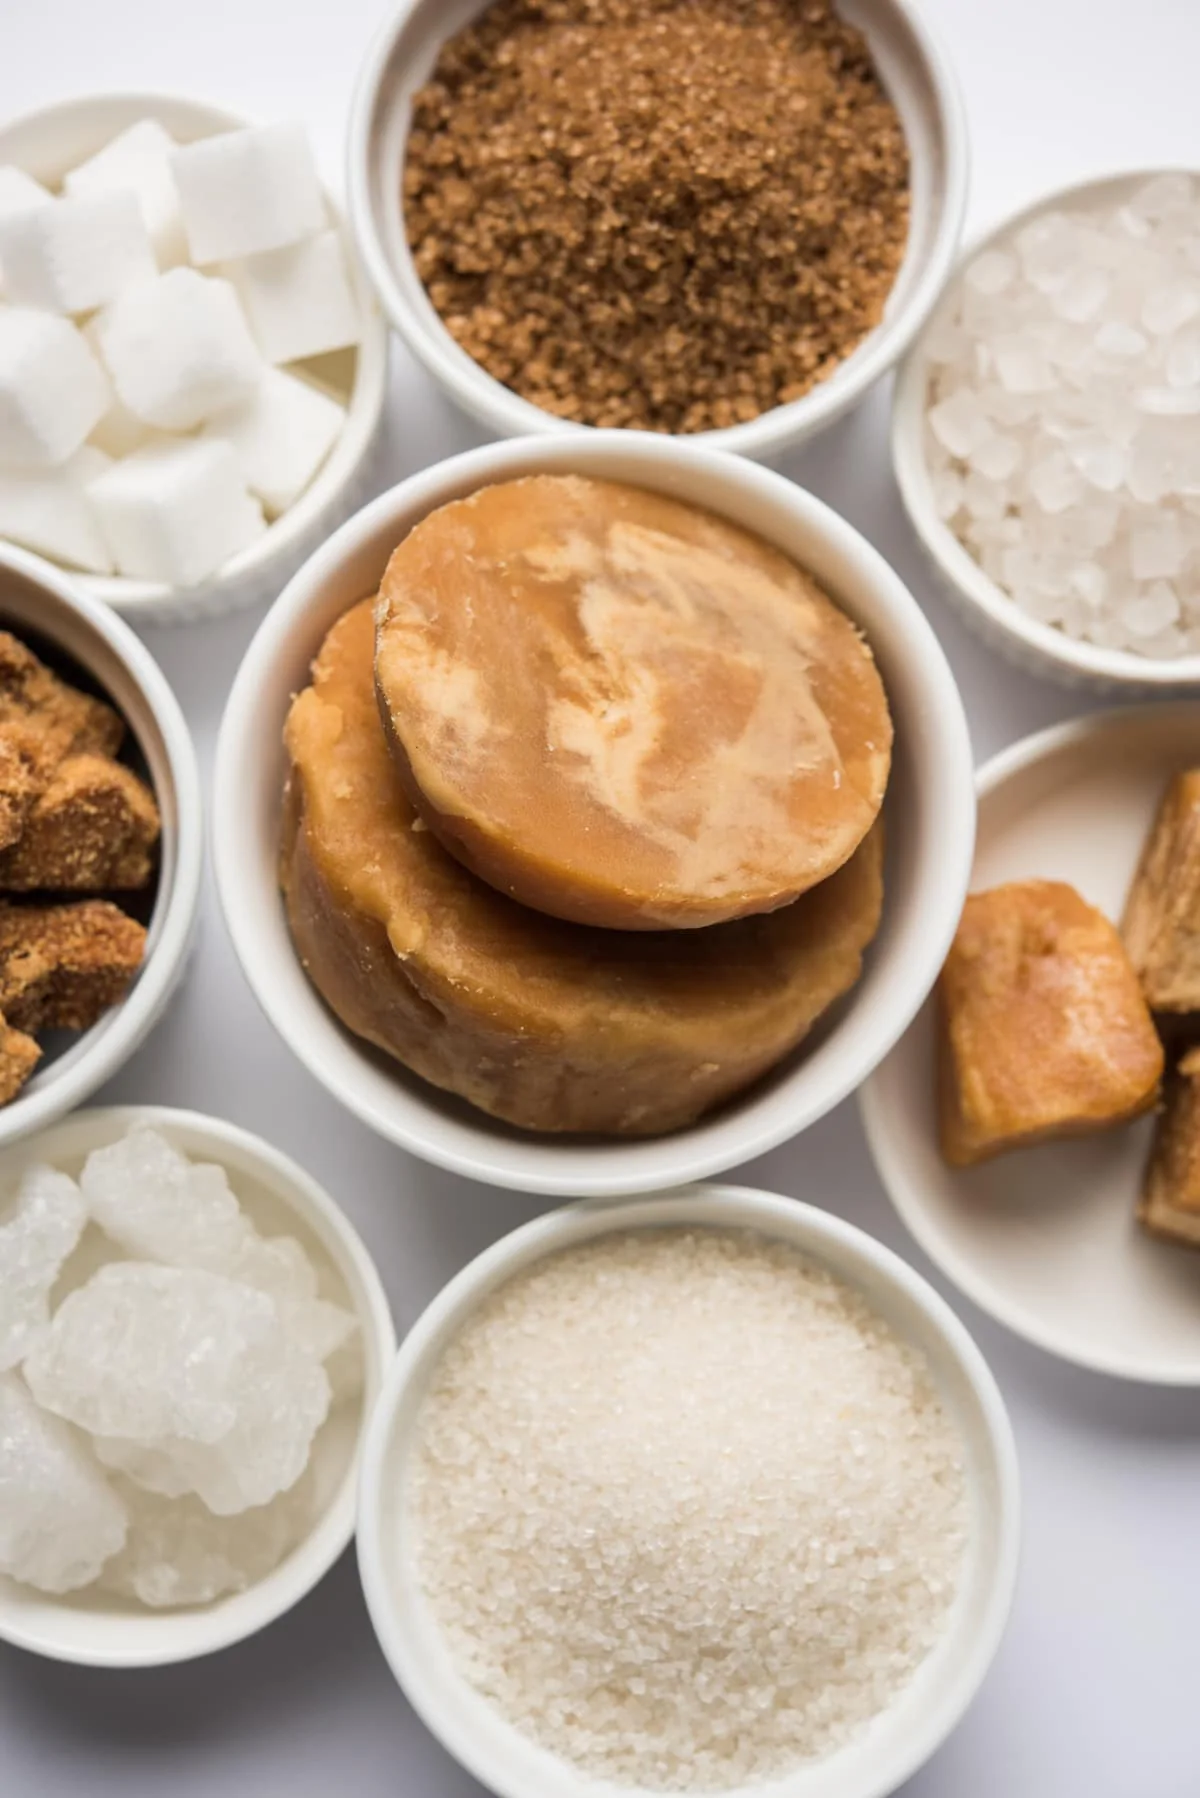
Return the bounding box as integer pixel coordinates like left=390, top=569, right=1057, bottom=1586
left=0, top=191, right=155, bottom=314
left=91, top=266, right=262, bottom=431
left=226, top=229, right=360, bottom=365
left=0, top=307, right=111, bottom=468
left=101, top=1472, right=314, bottom=1607
left=0, top=1163, right=87, bottom=1369
left=87, top=437, right=265, bottom=586
left=0, top=1372, right=127, bottom=1593
left=203, top=366, right=344, bottom=515
left=24, top=1262, right=292, bottom=1443
left=0, top=445, right=114, bottom=574
left=64, top=120, right=186, bottom=269
left=171, top=123, right=324, bottom=265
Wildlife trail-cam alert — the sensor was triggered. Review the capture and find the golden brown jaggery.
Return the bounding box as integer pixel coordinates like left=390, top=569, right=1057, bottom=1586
left=1140, top=1047, right=1200, bottom=1249
left=938, top=880, right=1164, bottom=1167
left=284, top=600, right=884, bottom=1138
left=1122, top=770, right=1200, bottom=1012
left=375, top=476, right=891, bottom=931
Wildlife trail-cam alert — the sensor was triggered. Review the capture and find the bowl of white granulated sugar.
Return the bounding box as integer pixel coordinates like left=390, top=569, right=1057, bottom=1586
left=357, top=1184, right=1019, bottom=1798
left=895, top=170, right=1200, bottom=692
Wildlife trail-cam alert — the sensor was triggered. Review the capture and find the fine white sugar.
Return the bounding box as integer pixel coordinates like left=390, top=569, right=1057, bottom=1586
left=100, top=1472, right=314, bottom=1608
left=411, top=1228, right=967, bottom=1791
left=0, top=1371, right=127, bottom=1593
left=0, top=1165, right=87, bottom=1369
left=925, top=174, right=1200, bottom=659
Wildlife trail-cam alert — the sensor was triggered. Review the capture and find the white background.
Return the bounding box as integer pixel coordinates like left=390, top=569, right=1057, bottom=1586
left=3, top=1, right=1200, bottom=1793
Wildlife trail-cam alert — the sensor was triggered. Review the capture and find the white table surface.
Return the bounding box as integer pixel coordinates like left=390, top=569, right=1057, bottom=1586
left=4, top=1, right=1200, bottom=1793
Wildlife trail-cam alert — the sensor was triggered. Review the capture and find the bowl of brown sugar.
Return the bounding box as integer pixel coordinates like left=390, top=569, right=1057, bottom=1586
left=349, top=0, right=967, bottom=459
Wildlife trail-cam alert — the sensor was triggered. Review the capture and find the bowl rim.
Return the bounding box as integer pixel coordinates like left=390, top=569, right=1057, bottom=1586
left=356, top=1180, right=1021, bottom=1798
left=346, top=0, right=969, bottom=459
left=213, top=430, right=976, bottom=1197
left=892, top=164, right=1200, bottom=689
left=859, top=699, right=1200, bottom=1384
left=0, top=1101, right=397, bottom=1666
left=0, top=88, right=389, bottom=623
left=0, top=542, right=203, bottom=1149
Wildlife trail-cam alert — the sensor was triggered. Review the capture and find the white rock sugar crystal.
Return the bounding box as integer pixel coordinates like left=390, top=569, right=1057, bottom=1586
left=0, top=1372, right=126, bottom=1593
left=924, top=174, right=1200, bottom=658
left=0, top=1164, right=86, bottom=1369
left=101, top=1473, right=314, bottom=1608
left=410, top=1228, right=967, bottom=1792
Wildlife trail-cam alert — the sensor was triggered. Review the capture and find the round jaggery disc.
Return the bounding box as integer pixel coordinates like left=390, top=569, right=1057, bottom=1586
left=374, top=475, right=892, bottom=930
left=283, top=600, right=884, bottom=1138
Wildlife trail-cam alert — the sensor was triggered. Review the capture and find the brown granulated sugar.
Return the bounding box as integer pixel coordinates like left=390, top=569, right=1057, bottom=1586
left=403, top=0, right=910, bottom=433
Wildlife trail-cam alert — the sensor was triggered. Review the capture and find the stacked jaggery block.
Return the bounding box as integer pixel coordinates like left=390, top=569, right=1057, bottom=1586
left=0, top=631, right=158, bottom=1105
left=282, top=476, right=893, bottom=1137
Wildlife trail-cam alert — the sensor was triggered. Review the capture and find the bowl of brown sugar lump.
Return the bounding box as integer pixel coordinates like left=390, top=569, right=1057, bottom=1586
left=349, top=0, right=968, bottom=460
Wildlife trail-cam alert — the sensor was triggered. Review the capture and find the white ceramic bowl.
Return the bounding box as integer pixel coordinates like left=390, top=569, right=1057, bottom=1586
left=893, top=169, right=1200, bottom=693
left=213, top=432, right=975, bottom=1197
left=0, top=92, right=389, bottom=625
left=862, top=704, right=1200, bottom=1383
left=357, top=1182, right=1019, bottom=1798
left=0, top=1104, right=396, bottom=1666
left=0, top=544, right=202, bottom=1148
left=348, top=0, right=967, bottom=461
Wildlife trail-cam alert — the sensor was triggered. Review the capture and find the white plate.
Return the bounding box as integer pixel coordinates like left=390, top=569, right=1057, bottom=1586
left=861, top=703, right=1200, bottom=1384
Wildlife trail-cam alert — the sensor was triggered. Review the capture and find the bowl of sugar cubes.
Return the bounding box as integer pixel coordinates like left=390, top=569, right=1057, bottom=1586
left=894, top=170, right=1200, bottom=692
left=0, top=1105, right=395, bottom=1665
left=0, top=95, right=388, bottom=622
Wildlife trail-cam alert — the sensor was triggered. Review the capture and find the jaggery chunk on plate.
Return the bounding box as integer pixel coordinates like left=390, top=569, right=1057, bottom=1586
left=939, top=880, right=1162, bottom=1167
left=375, top=475, right=891, bottom=930
left=1141, top=1049, right=1200, bottom=1249
left=862, top=705, right=1200, bottom=1383
left=1122, top=770, right=1200, bottom=1011
left=283, top=601, right=883, bottom=1138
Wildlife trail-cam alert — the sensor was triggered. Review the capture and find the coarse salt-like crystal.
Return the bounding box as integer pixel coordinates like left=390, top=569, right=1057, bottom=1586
left=0, top=1165, right=86, bottom=1369
left=101, top=1473, right=312, bottom=1608
left=0, top=1371, right=126, bottom=1593
left=924, top=176, right=1200, bottom=659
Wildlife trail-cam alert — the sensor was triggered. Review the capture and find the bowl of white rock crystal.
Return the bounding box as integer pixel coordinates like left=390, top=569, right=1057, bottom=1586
left=0, top=1105, right=395, bottom=1665
left=894, top=170, right=1200, bottom=691
left=0, top=94, right=388, bottom=624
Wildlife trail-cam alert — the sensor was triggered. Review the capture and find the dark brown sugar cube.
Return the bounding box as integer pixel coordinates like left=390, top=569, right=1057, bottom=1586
left=0, top=1010, right=40, bottom=1105
left=0, top=754, right=160, bottom=891
left=1122, top=771, right=1200, bottom=1012
left=0, top=724, right=48, bottom=851
left=1140, top=1048, right=1200, bottom=1249
left=939, top=879, right=1164, bottom=1167
left=0, top=900, right=147, bottom=1033
left=0, top=632, right=124, bottom=763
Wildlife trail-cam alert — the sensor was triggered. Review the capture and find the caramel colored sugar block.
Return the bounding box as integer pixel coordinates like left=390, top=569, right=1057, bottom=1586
left=939, top=880, right=1163, bottom=1167
left=1122, top=770, right=1200, bottom=1012
left=375, top=475, right=892, bottom=931
left=283, top=601, right=884, bottom=1138
left=1140, top=1048, right=1200, bottom=1248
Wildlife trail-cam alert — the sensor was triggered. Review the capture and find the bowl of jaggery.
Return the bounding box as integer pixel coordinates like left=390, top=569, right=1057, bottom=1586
left=214, top=432, right=973, bottom=1195
left=0, top=544, right=202, bottom=1146
left=348, top=0, right=967, bottom=459
left=862, top=703, right=1200, bottom=1383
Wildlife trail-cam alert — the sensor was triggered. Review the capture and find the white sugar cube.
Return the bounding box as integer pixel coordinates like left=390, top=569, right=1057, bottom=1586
left=0, top=191, right=155, bottom=314
left=0, top=167, right=51, bottom=292
left=91, top=267, right=262, bottom=430
left=171, top=123, right=324, bottom=265
left=64, top=119, right=186, bottom=269
left=0, top=445, right=113, bottom=572
left=0, top=308, right=111, bottom=468
left=202, top=366, right=344, bottom=514
left=87, top=436, right=265, bottom=586
left=88, top=393, right=155, bottom=459
left=225, top=229, right=360, bottom=364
